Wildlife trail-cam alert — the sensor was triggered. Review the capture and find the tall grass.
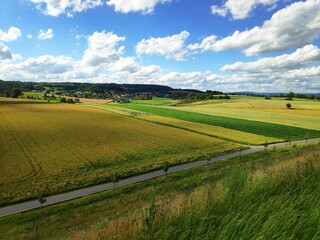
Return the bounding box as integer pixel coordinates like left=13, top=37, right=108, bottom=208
left=144, top=147, right=320, bottom=239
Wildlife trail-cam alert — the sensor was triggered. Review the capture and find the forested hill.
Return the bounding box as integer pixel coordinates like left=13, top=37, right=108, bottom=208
left=0, top=80, right=203, bottom=99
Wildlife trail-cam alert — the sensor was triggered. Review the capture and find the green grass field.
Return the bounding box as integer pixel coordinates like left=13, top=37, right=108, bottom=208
left=0, top=103, right=240, bottom=205
left=175, top=96, right=320, bottom=130
left=0, top=143, right=318, bottom=239
left=132, top=97, right=178, bottom=105
left=112, top=104, right=320, bottom=140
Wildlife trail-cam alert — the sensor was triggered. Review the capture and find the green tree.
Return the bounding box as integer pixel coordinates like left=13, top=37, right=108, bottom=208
left=110, top=173, right=119, bottom=189
left=163, top=162, right=170, bottom=174
left=286, top=92, right=295, bottom=98
left=286, top=103, right=292, bottom=109
left=67, top=98, right=75, bottom=104
left=11, top=88, right=23, bottom=98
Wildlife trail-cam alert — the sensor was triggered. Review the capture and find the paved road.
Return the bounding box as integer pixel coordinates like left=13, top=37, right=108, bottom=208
left=0, top=138, right=319, bottom=217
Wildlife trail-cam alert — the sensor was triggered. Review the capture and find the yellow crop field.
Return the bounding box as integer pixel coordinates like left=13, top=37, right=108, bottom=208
left=0, top=104, right=240, bottom=205
left=174, top=98, right=320, bottom=130
left=138, top=115, right=281, bottom=145
left=0, top=97, right=37, bottom=103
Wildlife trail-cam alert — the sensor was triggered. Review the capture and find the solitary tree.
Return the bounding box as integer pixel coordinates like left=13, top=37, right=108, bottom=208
left=110, top=173, right=119, bottom=189
left=11, top=88, right=23, bottom=98
left=38, top=194, right=47, bottom=211
left=163, top=162, right=170, bottom=174
left=286, top=103, right=292, bottom=109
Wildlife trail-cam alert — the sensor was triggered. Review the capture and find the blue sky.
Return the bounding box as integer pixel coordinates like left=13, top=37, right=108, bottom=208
left=0, top=0, right=319, bottom=93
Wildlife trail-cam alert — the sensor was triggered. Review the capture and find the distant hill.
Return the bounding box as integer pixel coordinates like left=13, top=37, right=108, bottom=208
left=0, top=80, right=204, bottom=99
left=228, top=91, right=320, bottom=97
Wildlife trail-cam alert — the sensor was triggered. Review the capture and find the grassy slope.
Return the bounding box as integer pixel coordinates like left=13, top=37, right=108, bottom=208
left=0, top=104, right=239, bottom=206
left=152, top=146, right=320, bottom=240
left=0, top=143, right=319, bottom=239
left=113, top=104, right=320, bottom=140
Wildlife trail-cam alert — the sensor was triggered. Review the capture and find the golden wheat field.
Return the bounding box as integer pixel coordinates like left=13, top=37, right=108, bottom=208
left=0, top=103, right=240, bottom=205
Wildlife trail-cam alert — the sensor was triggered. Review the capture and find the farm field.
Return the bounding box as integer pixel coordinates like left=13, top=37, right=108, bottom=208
left=0, top=103, right=240, bottom=205
left=95, top=105, right=281, bottom=145
left=112, top=104, right=320, bottom=140
left=174, top=97, right=320, bottom=130
left=132, top=97, right=178, bottom=106
left=1, top=142, right=319, bottom=239
left=0, top=97, right=37, bottom=103
left=138, top=115, right=281, bottom=145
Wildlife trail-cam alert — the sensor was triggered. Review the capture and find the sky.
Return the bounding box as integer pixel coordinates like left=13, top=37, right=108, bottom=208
left=0, top=0, right=319, bottom=93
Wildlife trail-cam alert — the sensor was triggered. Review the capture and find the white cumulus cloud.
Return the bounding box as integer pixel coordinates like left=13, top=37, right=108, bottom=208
left=108, top=57, right=140, bottom=73
left=30, top=0, right=103, bottom=17
left=0, top=43, right=12, bottom=60
left=136, top=31, right=190, bottom=61
left=193, top=0, right=320, bottom=56
left=38, top=29, right=54, bottom=40
left=82, top=31, right=125, bottom=66
left=15, top=55, right=74, bottom=74
left=106, top=0, right=171, bottom=14
left=211, top=0, right=279, bottom=20
left=221, top=45, right=320, bottom=72
left=0, top=27, right=22, bottom=42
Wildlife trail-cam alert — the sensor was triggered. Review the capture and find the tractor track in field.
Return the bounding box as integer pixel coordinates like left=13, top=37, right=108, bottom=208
left=0, top=138, right=319, bottom=218
left=0, top=112, right=43, bottom=175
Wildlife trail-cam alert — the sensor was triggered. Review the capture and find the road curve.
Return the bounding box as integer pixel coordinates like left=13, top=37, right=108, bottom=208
left=0, top=138, right=319, bottom=217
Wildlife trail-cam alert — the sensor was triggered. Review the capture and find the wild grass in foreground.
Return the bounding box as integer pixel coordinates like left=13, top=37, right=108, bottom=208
left=113, top=104, right=320, bottom=140
left=0, top=143, right=319, bottom=239
left=142, top=145, right=320, bottom=240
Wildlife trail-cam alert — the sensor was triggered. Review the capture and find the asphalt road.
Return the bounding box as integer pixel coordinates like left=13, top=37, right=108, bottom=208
left=0, top=138, right=319, bottom=217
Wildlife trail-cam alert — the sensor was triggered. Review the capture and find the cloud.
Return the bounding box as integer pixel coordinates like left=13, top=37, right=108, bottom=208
left=82, top=31, right=125, bottom=66
left=106, top=0, right=171, bottom=14
left=108, top=57, right=140, bottom=73
left=136, top=31, right=190, bottom=61
left=194, top=0, right=320, bottom=56
left=187, top=35, right=217, bottom=52
left=211, top=0, right=278, bottom=20
left=211, top=5, right=228, bottom=17
left=15, top=55, right=74, bottom=74
left=0, top=43, right=12, bottom=60
left=30, top=0, right=103, bottom=17
left=0, top=27, right=22, bottom=42
left=1, top=29, right=319, bottom=93
left=38, top=29, right=54, bottom=40
left=221, top=45, right=320, bottom=72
